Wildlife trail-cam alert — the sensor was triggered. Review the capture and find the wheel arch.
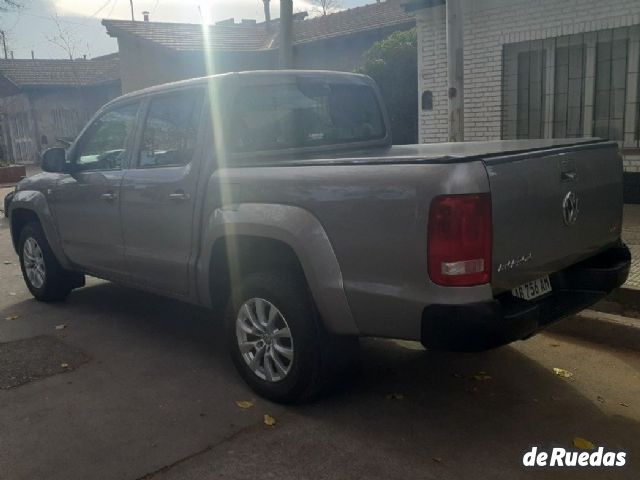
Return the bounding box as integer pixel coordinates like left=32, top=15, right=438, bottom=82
left=10, top=208, right=40, bottom=252
left=9, top=191, right=72, bottom=269
left=198, top=203, right=358, bottom=336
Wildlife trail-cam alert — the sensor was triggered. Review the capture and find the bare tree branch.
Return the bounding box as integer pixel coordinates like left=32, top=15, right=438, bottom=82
left=45, top=12, right=79, bottom=61
left=0, top=0, right=22, bottom=12
left=44, top=11, right=87, bottom=89
left=309, top=0, right=341, bottom=17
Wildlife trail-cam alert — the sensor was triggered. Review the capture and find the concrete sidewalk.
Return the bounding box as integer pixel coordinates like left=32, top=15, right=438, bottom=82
left=623, top=204, right=640, bottom=290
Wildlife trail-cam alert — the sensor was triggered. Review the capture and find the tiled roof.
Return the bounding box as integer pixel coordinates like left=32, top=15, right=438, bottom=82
left=102, top=19, right=273, bottom=52
left=0, top=57, right=120, bottom=88
left=292, top=0, right=414, bottom=44
left=102, top=0, right=414, bottom=52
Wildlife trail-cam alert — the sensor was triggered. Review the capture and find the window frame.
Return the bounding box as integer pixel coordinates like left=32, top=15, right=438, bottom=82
left=132, top=87, right=205, bottom=170
left=69, top=99, right=142, bottom=173
left=223, top=76, right=392, bottom=164
left=501, top=26, right=640, bottom=146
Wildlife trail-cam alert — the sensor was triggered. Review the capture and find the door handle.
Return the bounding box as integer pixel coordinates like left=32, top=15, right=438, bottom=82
left=168, top=191, right=191, bottom=202
left=100, top=192, right=118, bottom=202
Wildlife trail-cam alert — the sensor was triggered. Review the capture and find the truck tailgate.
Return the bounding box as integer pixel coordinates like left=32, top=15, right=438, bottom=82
left=485, top=140, right=623, bottom=292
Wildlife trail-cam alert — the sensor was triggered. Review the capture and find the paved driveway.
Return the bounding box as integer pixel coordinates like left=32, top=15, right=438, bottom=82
left=1, top=214, right=639, bottom=480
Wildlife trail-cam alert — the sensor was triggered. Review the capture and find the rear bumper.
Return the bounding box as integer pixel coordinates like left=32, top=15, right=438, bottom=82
left=421, top=244, right=631, bottom=351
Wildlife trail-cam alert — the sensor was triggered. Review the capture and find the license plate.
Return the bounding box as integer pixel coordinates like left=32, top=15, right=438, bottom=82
left=511, top=275, right=552, bottom=301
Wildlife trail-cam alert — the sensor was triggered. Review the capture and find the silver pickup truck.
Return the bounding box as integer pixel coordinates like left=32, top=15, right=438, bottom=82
left=8, top=70, right=631, bottom=402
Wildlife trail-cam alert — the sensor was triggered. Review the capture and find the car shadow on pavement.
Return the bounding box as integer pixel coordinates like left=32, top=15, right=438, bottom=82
left=2, top=281, right=639, bottom=480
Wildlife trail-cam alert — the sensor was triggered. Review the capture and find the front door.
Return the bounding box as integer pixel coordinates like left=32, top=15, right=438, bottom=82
left=120, top=88, right=204, bottom=294
left=54, top=101, right=140, bottom=278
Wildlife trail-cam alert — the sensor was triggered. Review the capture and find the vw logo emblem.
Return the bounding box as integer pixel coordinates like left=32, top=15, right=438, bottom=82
left=562, top=191, right=579, bottom=226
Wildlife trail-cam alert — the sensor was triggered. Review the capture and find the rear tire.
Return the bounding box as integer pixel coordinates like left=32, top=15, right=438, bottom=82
left=227, top=270, right=359, bottom=403
left=18, top=222, right=83, bottom=302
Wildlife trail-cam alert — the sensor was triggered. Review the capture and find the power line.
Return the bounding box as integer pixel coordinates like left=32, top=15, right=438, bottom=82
left=106, top=0, right=120, bottom=18
left=151, top=0, right=160, bottom=16
left=79, top=0, right=114, bottom=26
left=8, top=11, right=102, bottom=28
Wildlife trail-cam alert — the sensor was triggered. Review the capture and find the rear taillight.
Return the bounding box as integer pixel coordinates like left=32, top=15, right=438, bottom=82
left=428, top=193, right=492, bottom=286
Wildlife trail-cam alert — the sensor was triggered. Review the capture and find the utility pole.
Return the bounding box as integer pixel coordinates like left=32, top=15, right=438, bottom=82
left=263, top=0, right=272, bottom=32
left=279, top=0, right=293, bottom=69
left=129, top=0, right=135, bottom=21
left=0, top=31, right=7, bottom=59
left=446, top=0, right=464, bottom=142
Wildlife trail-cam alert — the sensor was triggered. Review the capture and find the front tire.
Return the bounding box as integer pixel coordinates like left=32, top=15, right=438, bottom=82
left=18, top=222, right=80, bottom=302
left=227, top=270, right=359, bottom=403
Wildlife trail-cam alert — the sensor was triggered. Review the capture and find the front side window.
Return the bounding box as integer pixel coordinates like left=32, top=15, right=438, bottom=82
left=231, top=81, right=385, bottom=153
left=74, top=102, right=139, bottom=171
left=138, top=90, right=202, bottom=168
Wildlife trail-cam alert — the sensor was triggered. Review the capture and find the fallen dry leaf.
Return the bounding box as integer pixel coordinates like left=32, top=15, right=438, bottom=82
left=553, top=367, right=573, bottom=378
left=55, top=324, right=67, bottom=330
left=263, top=414, right=276, bottom=426
left=473, top=371, right=492, bottom=381
left=619, top=402, right=629, bottom=408
left=432, top=457, right=443, bottom=463
left=550, top=343, right=560, bottom=347
left=573, top=437, right=595, bottom=450
left=3, top=261, right=11, bottom=265
left=597, top=396, right=605, bottom=404
left=4, top=315, right=19, bottom=321
left=235, top=400, right=254, bottom=409
left=8, top=292, right=16, bottom=296
left=60, top=363, right=69, bottom=368
left=386, top=393, right=405, bottom=400
left=451, top=373, right=463, bottom=379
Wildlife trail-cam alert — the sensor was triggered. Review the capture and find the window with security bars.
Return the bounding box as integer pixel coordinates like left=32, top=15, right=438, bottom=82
left=593, top=29, right=628, bottom=141
left=502, top=40, right=546, bottom=139
left=502, top=26, right=640, bottom=146
left=553, top=36, right=586, bottom=138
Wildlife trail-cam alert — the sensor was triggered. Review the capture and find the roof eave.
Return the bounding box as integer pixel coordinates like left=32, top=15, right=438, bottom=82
left=401, top=0, right=445, bottom=13
left=292, top=18, right=416, bottom=46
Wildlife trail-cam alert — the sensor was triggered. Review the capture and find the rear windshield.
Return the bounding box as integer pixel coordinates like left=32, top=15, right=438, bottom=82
left=231, top=81, right=386, bottom=153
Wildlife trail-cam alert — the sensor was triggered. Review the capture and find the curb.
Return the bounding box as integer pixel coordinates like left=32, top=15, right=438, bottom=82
left=577, top=309, right=640, bottom=328
left=606, top=286, right=640, bottom=308
left=546, top=309, right=640, bottom=352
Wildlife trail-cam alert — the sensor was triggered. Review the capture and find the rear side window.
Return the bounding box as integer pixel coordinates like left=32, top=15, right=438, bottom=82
left=231, top=81, right=385, bottom=153
left=138, top=89, right=202, bottom=168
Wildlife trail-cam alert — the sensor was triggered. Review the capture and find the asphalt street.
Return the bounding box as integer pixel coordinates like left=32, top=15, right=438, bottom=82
left=1, top=211, right=639, bottom=480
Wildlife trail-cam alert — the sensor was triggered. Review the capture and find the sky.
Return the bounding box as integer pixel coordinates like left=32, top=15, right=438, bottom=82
left=0, top=0, right=372, bottom=60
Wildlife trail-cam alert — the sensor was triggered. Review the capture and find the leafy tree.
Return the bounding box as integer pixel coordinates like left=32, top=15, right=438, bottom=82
left=357, top=28, right=418, bottom=145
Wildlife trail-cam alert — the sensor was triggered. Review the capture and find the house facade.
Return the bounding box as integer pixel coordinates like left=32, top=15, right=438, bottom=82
left=405, top=0, right=640, bottom=174
left=0, top=56, right=121, bottom=164
left=103, top=0, right=415, bottom=93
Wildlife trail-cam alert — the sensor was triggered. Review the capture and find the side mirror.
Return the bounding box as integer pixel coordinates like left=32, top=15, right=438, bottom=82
left=41, top=147, right=67, bottom=173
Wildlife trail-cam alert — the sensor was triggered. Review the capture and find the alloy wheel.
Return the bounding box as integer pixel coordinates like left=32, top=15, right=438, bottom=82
left=236, top=298, right=294, bottom=382
left=23, top=237, right=46, bottom=289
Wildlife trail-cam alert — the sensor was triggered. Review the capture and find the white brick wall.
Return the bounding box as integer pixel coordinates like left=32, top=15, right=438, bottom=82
left=416, top=0, right=640, bottom=150
left=416, top=5, right=448, bottom=142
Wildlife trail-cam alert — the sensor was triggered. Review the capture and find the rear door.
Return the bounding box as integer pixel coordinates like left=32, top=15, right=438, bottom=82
left=486, top=141, right=623, bottom=292
left=120, top=88, right=205, bottom=294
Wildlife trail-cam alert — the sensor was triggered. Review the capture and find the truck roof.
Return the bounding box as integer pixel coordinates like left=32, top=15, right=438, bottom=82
left=108, top=70, right=373, bottom=106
